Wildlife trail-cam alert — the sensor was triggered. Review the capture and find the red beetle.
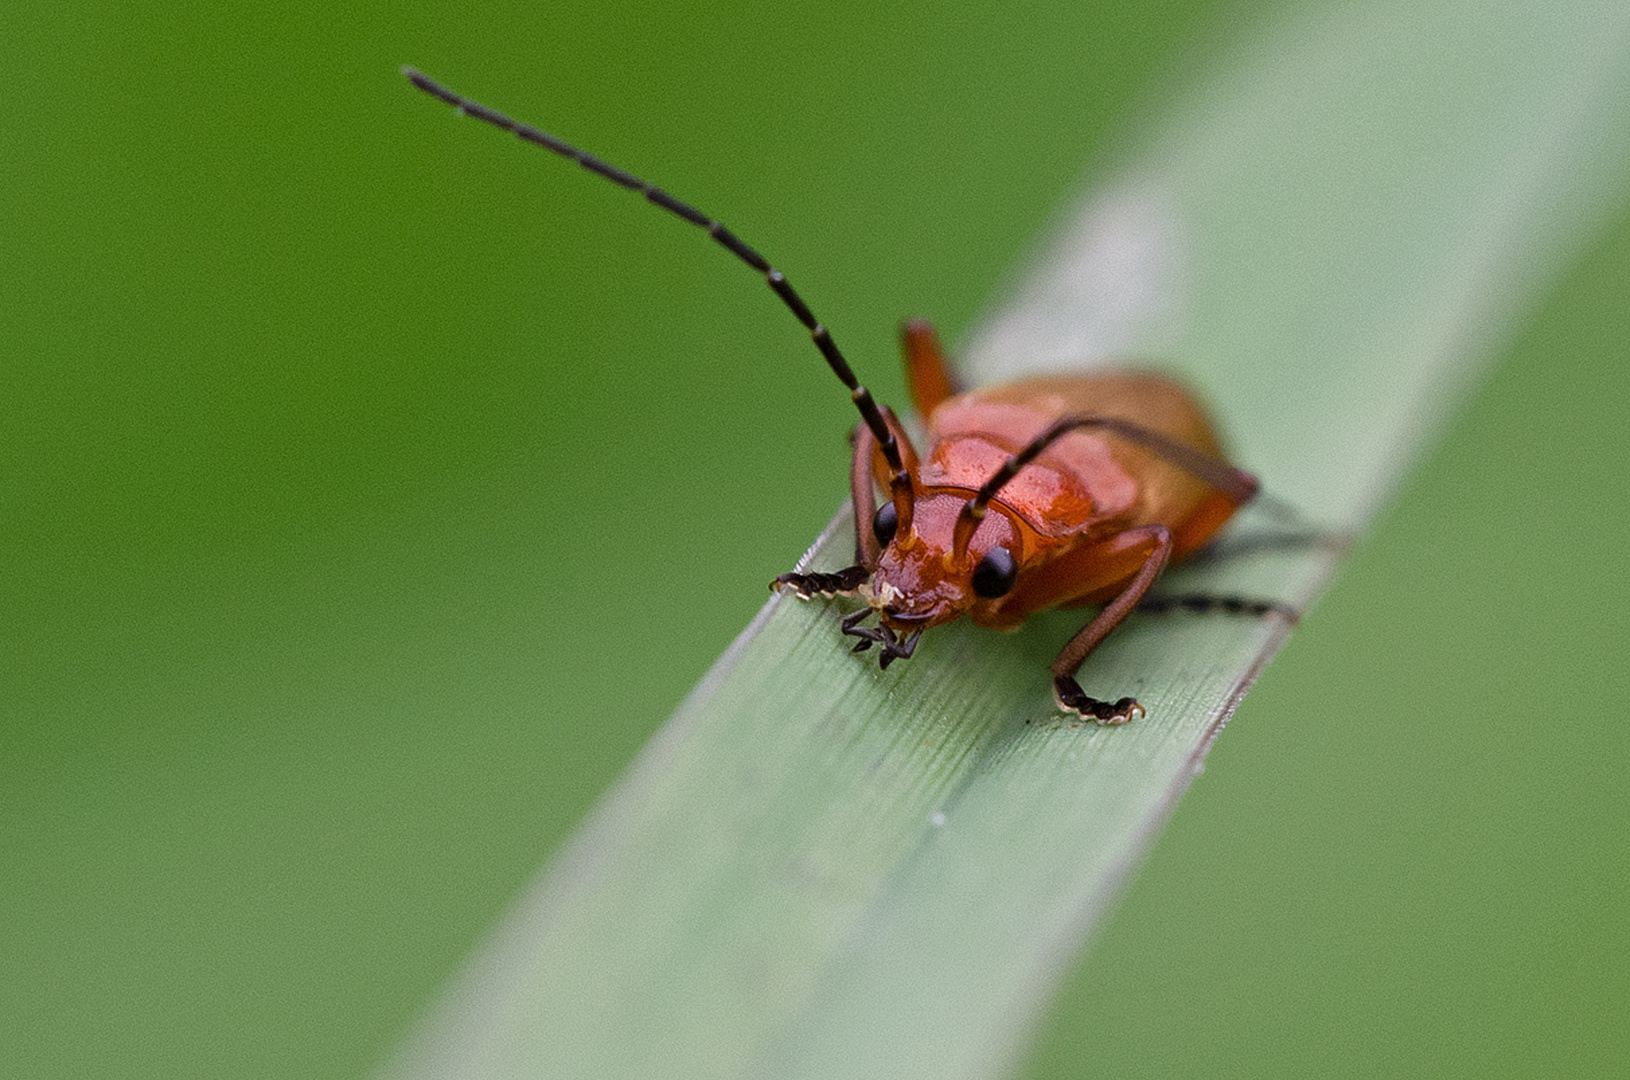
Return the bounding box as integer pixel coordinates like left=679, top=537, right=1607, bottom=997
left=407, top=69, right=1265, bottom=723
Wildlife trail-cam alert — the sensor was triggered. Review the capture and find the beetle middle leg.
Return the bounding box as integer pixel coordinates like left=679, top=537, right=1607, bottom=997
left=1136, top=594, right=1300, bottom=621
left=1051, top=524, right=1173, bottom=724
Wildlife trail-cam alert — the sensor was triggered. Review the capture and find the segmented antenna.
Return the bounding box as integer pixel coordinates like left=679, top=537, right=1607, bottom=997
left=401, top=67, right=905, bottom=478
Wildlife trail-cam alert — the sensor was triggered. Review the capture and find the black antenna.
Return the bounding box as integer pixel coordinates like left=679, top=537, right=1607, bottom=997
left=401, top=67, right=906, bottom=479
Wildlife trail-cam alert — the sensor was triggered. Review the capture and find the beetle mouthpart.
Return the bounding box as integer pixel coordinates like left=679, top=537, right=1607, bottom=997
left=856, top=577, right=904, bottom=613
left=840, top=608, right=923, bottom=670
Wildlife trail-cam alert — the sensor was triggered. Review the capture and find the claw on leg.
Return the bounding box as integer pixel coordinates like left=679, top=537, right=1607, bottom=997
left=1054, top=675, right=1144, bottom=725
left=841, top=609, right=921, bottom=669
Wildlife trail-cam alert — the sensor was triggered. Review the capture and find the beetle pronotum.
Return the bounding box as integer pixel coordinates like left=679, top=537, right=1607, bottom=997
left=405, top=67, right=1280, bottom=724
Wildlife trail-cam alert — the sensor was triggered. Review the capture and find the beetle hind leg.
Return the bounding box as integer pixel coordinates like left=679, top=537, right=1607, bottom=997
left=1052, top=678, right=1144, bottom=725
left=1136, top=593, right=1301, bottom=621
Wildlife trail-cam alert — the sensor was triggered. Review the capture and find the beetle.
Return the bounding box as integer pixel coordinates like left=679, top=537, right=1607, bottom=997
left=405, top=68, right=1266, bottom=724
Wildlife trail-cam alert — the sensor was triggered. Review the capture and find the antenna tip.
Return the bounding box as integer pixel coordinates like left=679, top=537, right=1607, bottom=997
left=402, top=68, right=462, bottom=109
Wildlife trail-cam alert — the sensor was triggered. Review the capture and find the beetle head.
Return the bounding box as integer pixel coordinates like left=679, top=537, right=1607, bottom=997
left=843, top=490, right=1023, bottom=666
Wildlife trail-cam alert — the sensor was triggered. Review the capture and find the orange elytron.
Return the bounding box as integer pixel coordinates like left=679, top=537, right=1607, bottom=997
left=406, top=68, right=1261, bottom=723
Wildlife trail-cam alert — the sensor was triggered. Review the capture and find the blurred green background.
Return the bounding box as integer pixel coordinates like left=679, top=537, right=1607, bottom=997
left=4, top=1, right=1626, bottom=1077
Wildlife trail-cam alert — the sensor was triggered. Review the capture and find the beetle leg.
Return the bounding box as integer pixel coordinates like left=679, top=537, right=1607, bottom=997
left=1051, top=524, right=1173, bottom=725
left=878, top=628, right=922, bottom=670
left=846, top=627, right=886, bottom=653
left=842, top=608, right=882, bottom=652
left=839, top=611, right=922, bottom=669
left=850, top=422, right=882, bottom=568
left=772, top=565, right=869, bottom=598
left=783, top=409, right=914, bottom=600
left=900, top=318, right=961, bottom=417
left=841, top=608, right=873, bottom=630
left=840, top=609, right=889, bottom=655
left=1182, top=528, right=1351, bottom=566
left=1136, top=593, right=1301, bottom=622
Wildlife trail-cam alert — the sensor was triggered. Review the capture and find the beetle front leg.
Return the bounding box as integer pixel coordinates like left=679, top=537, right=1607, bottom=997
left=771, top=408, right=892, bottom=600
left=772, top=565, right=870, bottom=598
left=1050, top=525, right=1173, bottom=724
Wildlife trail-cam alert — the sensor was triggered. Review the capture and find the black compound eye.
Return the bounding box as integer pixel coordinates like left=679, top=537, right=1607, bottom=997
left=972, top=546, right=1017, bottom=598
left=872, top=501, right=899, bottom=547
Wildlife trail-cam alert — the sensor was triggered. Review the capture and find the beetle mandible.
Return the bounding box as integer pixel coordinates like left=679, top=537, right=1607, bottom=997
left=405, top=68, right=1264, bottom=724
